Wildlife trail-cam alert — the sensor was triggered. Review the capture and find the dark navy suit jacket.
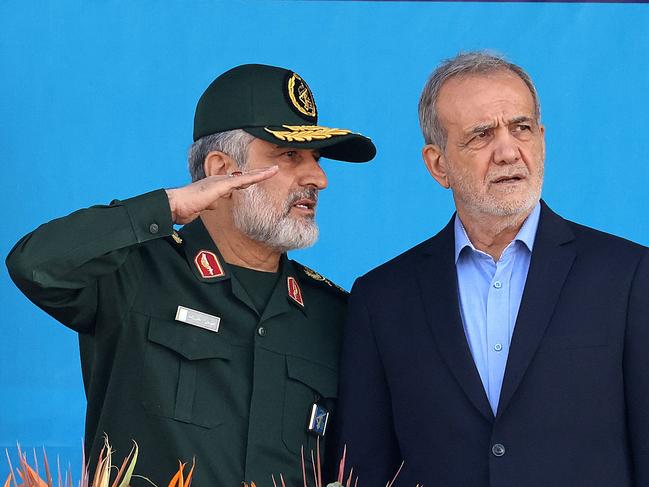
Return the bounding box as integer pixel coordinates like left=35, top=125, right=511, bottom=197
left=332, top=201, right=649, bottom=487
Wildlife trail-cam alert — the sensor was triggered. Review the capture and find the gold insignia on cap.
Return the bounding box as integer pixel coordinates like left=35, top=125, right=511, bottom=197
left=264, top=125, right=351, bottom=143
left=287, top=73, right=317, bottom=118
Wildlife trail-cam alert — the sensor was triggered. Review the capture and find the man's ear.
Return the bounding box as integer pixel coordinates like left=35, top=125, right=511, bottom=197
left=203, top=151, right=238, bottom=177
left=422, top=144, right=450, bottom=189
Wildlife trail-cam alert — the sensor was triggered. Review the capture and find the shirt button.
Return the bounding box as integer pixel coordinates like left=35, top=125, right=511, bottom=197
left=149, top=223, right=159, bottom=234
left=492, top=443, right=506, bottom=457
left=494, top=343, right=503, bottom=352
left=493, top=281, right=502, bottom=289
left=257, top=326, right=267, bottom=337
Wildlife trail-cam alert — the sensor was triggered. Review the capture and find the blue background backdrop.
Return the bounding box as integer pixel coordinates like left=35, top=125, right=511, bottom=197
left=2, top=0, right=648, bottom=480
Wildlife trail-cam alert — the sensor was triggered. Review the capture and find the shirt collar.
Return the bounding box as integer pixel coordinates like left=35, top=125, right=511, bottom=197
left=454, top=202, right=541, bottom=263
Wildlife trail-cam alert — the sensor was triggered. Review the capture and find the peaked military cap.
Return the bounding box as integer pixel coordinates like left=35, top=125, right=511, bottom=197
left=193, top=64, right=376, bottom=163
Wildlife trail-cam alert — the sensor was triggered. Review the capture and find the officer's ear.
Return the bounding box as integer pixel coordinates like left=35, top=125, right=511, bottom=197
left=422, top=144, right=451, bottom=189
left=203, top=151, right=238, bottom=177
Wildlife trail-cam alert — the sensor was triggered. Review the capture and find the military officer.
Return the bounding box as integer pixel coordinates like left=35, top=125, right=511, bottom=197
left=6, top=64, right=375, bottom=487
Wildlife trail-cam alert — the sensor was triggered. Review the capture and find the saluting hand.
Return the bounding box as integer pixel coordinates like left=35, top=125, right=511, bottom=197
left=165, top=165, right=279, bottom=224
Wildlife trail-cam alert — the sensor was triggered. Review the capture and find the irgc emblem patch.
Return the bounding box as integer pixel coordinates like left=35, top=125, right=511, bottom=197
left=287, top=73, right=317, bottom=118
left=194, top=250, right=225, bottom=279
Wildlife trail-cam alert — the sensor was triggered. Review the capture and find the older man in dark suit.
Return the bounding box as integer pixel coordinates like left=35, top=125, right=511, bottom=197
left=332, top=52, right=649, bottom=487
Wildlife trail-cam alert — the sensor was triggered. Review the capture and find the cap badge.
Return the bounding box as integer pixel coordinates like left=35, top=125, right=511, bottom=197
left=287, top=73, right=317, bottom=118
left=287, top=276, right=304, bottom=307
left=194, top=250, right=225, bottom=279
left=264, top=125, right=351, bottom=143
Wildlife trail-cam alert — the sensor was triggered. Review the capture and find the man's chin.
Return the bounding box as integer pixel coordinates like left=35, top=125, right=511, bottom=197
left=260, top=220, right=319, bottom=252
left=490, top=197, right=539, bottom=218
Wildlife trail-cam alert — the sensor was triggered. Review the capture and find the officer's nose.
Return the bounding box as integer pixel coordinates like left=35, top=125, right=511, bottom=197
left=300, top=152, right=328, bottom=190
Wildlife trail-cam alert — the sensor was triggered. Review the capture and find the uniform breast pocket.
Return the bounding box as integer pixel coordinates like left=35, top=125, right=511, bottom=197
left=282, top=355, right=338, bottom=456
left=141, top=317, right=232, bottom=428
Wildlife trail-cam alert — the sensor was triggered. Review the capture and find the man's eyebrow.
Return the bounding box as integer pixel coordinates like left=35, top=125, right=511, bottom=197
left=508, top=115, right=534, bottom=125
left=468, top=122, right=495, bottom=135
left=466, top=116, right=535, bottom=135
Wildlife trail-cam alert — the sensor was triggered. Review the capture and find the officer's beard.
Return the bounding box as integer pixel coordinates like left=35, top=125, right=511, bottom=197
left=232, top=184, right=319, bottom=252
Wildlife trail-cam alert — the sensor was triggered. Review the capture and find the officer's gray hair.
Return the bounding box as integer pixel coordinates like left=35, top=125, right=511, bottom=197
left=418, top=51, right=541, bottom=150
left=188, top=129, right=254, bottom=181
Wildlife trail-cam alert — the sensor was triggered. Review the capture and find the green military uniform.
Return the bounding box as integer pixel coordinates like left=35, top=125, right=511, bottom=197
left=7, top=189, right=347, bottom=486
left=7, top=62, right=376, bottom=486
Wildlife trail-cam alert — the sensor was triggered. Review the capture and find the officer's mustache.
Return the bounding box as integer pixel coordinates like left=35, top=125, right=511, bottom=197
left=284, top=188, right=318, bottom=215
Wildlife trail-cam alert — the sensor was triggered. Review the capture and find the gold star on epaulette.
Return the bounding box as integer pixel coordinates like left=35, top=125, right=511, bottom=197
left=171, top=231, right=183, bottom=245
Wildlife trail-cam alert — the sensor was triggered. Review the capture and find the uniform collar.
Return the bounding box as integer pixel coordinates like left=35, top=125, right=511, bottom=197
left=178, top=218, right=230, bottom=282
left=177, top=218, right=308, bottom=315
left=269, top=257, right=309, bottom=317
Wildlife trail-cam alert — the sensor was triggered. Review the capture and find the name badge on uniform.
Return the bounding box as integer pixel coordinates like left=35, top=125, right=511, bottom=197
left=307, top=403, right=330, bottom=436
left=175, top=305, right=221, bottom=333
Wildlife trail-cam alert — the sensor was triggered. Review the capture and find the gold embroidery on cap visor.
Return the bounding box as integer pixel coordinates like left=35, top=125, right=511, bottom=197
left=264, top=125, right=352, bottom=142
left=287, top=73, right=317, bottom=118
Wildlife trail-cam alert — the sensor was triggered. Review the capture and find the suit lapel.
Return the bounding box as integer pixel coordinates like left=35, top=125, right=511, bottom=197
left=497, top=202, right=576, bottom=417
left=417, top=218, right=494, bottom=422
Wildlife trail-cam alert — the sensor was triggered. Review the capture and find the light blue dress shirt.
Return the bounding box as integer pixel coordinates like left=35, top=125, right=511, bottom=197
left=454, top=203, right=541, bottom=415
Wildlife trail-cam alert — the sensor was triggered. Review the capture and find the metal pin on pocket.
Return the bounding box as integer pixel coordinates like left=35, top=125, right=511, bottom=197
left=307, top=403, right=330, bottom=436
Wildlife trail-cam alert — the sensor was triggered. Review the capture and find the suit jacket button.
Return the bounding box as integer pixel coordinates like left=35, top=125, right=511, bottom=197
left=492, top=443, right=505, bottom=457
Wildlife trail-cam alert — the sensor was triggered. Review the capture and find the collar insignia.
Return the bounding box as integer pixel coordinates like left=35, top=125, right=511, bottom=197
left=287, top=73, right=317, bottom=118
left=287, top=276, right=304, bottom=307
left=194, top=250, right=225, bottom=279
left=172, top=231, right=183, bottom=245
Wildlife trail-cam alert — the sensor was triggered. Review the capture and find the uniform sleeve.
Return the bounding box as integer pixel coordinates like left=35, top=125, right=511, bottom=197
left=624, top=249, right=649, bottom=486
left=6, top=189, right=173, bottom=333
left=330, top=277, right=401, bottom=486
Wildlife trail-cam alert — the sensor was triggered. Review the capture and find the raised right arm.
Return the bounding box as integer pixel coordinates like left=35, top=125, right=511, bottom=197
left=6, top=166, right=278, bottom=333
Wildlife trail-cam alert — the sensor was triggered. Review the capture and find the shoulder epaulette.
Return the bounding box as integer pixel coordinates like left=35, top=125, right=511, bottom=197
left=295, top=262, right=349, bottom=295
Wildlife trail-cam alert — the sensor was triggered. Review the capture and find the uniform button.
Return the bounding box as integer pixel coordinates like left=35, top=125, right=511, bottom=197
left=492, top=443, right=505, bottom=457
left=493, top=281, right=502, bottom=289
left=494, top=343, right=503, bottom=352
left=257, top=326, right=267, bottom=337
left=149, top=223, right=159, bottom=234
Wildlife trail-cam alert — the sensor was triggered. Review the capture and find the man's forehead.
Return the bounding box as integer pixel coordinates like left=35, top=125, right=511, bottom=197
left=437, top=71, right=536, bottom=126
